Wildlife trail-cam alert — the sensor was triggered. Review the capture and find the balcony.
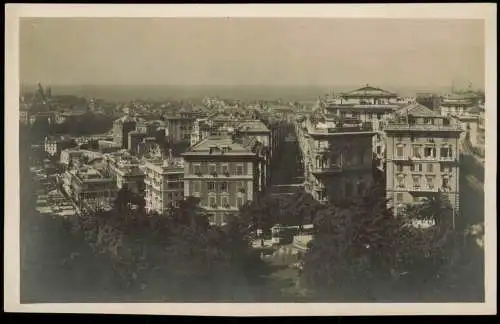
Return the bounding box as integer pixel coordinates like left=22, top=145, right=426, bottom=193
left=410, top=155, right=439, bottom=162
left=392, top=155, right=410, bottom=161
left=307, top=121, right=374, bottom=135
left=438, top=156, right=456, bottom=162
left=408, top=186, right=438, bottom=193
left=384, top=123, right=462, bottom=132
left=311, top=165, right=342, bottom=174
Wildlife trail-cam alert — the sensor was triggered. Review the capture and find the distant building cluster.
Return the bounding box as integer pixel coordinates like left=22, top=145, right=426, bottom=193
left=37, top=96, right=295, bottom=225
left=24, top=82, right=485, bottom=229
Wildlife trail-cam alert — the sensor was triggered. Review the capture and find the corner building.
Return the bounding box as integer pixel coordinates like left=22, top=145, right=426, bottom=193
left=384, top=103, right=462, bottom=218
left=182, top=135, right=260, bottom=226
left=297, top=113, right=376, bottom=204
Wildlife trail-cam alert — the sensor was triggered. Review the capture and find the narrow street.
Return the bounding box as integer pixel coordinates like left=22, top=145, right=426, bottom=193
left=268, top=131, right=305, bottom=198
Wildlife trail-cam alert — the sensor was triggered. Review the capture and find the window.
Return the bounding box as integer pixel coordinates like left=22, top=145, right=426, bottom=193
left=220, top=182, right=228, bottom=193
left=331, top=154, right=339, bottom=167
left=193, top=181, right=201, bottom=194
left=410, top=136, right=416, bottom=142
left=359, top=151, right=365, bottom=165
left=221, top=164, right=230, bottom=174
left=237, top=181, right=246, bottom=193
left=208, top=182, right=216, bottom=192
left=208, top=164, right=217, bottom=174
left=412, top=175, right=421, bottom=187
left=427, top=176, right=434, bottom=189
left=424, top=118, right=431, bottom=124
left=396, top=164, right=404, bottom=172
left=235, top=164, right=244, bottom=175
left=440, top=147, right=452, bottom=158
left=424, top=147, right=436, bottom=158
left=427, top=164, right=434, bottom=172
left=396, top=193, right=404, bottom=202
left=440, top=164, right=451, bottom=173
left=412, top=145, right=422, bottom=158
left=221, top=196, right=230, bottom=208
left=193, top=163, right=201, bottom=174
left=209, top=196, right=217, bottom=208
left=236, top=197, right=244, bottom=209
left=397, top=176, right=405, bottom=188
left=443, top=118, right=450, bottom=126
left=396, top=146, right=404, bottom=157
left=442, top=178, right=449, bottom=188
left=410, top=163, right=422, bottom=172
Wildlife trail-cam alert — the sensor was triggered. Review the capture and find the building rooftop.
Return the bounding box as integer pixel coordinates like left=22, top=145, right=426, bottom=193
left=341, top=85, right=398, bottom=98
left=183, top=135, right=257, bottom=157
left=305, top=115, right=374, bottom=135
left=386, top=103, right=462, bottom=132
left=74, top=166, right=104, bottom=180
left=144, top=157, right=185, bottom=172
left=236, top=120, right=271, bottom=133
left=396, top=103, right=440, bottom=117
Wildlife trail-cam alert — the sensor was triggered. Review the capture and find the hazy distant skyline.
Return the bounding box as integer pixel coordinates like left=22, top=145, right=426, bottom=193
left=20, top=18, right=485, bottom=90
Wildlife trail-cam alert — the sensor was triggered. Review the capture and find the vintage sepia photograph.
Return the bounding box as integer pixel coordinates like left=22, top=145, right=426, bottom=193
left=4, top=3, right=497, bottom=316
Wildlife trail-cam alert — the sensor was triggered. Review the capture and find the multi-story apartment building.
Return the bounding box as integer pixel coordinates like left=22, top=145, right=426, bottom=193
left=137, top=137, right=160, bottom=157
left=182, top=135, right=261, bottom=226
left=19, top=104, right=31, bottom=125
left=297, top=113, right=376, bottom=204
left=60, top=148, right=103, bottom=167
left=319, top=85, right=406, bottom=170
left=128, top=131, right=147, bottom=155
left=384, top=103, right=462, bottom=219
left=64, top=166, right=117, bottom=211
left=190, top=118, right=212, bottom=147
left=439, top=92, right=485, bottom=152
left=439, top=95, right=474, bottom=117
left=104, top=151, right=145, bottom=195
left=44, top=135, right=76, bottom=157
left=112, top=115, right=137, bottom=149
left=142, top=156, right=185, bottom=214
left=164, top=111, right=205, bottom=143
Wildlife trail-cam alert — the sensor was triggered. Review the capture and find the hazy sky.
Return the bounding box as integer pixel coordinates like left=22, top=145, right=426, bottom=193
left=20, top=18, right=485, bottom=88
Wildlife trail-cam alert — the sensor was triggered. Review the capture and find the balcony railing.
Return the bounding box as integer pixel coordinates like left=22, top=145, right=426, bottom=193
left=385, top=123, right=462, bottom=132
left=408, top=186, right=438, bottom=192
left=310, top=165, right=342, bottom=174
left=308, top=122, right=374, bottom=134
left=438, top=156, right=456, bottom=162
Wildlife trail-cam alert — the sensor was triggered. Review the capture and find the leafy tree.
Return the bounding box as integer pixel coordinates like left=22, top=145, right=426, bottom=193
left=239, top=193, right=281, bottom=239
left=404, top=191, right=455, bottom=230
left=301, top=183, right=459, bottom=301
